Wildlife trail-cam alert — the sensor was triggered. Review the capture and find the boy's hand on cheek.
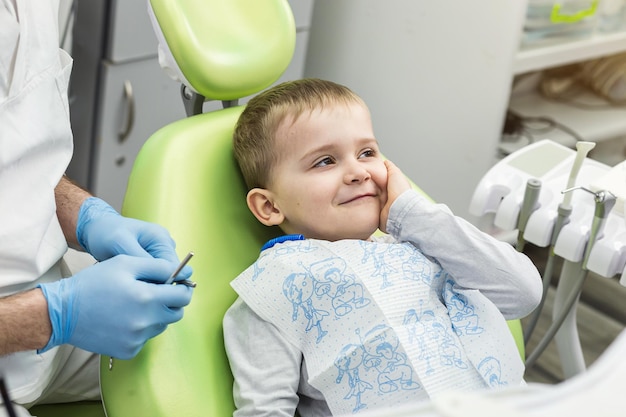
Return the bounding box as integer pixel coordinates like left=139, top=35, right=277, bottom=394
left=379, top=160, right=411, bottom=233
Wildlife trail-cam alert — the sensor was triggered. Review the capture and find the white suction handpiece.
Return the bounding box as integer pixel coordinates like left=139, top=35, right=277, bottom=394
left=562, top=141, right=596, bottom=207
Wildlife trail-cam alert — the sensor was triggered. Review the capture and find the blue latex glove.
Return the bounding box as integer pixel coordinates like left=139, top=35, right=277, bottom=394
left=38, top=255, right=194, bottom=359
left=76, top=197, right=186, bottom=270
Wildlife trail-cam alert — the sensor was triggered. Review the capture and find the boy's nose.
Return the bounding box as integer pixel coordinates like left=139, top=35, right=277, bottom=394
left=344, top=163, right=371, bottom=184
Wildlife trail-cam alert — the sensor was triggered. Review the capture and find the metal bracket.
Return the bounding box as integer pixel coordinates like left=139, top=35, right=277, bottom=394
left=181, top=85, right=206, bottom=117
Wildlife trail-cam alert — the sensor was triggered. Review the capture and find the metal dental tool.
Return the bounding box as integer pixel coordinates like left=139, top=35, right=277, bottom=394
left=525, top=188, right=617, bottom=370
left=109, top=251, right=196, bottom=371
left=523, top=202, right=572, bottom=344
left=580, top=189, right=617, bottom=269
left=0, top=375, right=17, bottom=417
left=516, top=178, right=542, bottom=252
left=165, top=251, right=196, bottom=286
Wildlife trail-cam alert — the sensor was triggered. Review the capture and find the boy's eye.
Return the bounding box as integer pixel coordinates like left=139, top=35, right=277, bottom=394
left=314, top=156, right=335, bottom=168
left=359, top=149, right=377, bottom=159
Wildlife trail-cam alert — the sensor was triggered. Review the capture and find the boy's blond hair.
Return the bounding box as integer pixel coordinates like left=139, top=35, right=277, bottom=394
left=233, top=78, right=366, bottom=190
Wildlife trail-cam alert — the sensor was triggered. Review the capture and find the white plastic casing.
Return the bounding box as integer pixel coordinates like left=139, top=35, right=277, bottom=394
left=470, top=140, right=626, bottom=280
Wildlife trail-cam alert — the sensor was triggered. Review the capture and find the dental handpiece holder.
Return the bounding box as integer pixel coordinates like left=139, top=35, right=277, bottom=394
left=470, top=140, right=626, bottom=281
left=566, top=187, right=618, bottom=268
left=470, top=140, right=625, bottom=378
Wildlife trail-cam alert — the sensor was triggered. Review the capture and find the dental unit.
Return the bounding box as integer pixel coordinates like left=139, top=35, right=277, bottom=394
left=470, top=139, right=626, bottom=378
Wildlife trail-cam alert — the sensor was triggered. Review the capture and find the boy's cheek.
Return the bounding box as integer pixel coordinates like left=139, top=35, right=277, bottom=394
left=375, top=164, right=389, bottom=188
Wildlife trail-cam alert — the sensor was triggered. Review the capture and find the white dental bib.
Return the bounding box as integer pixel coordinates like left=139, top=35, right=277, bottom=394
left=231, top=238, right=524, bottom=415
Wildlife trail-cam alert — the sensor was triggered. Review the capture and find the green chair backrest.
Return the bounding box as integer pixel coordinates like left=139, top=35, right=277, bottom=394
left=100, top=1, right=295, bottom=416
left=100, top=106, right=283, bottom=417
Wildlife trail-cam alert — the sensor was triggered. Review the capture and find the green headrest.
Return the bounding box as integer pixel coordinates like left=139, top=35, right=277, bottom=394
left=148, top=0, right=296, bottom=100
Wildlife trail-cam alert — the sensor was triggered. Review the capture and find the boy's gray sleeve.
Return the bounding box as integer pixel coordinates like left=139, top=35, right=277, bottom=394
left=386, top=190, right=542, bottom=320
left=223, top=297, right=301, bottom=417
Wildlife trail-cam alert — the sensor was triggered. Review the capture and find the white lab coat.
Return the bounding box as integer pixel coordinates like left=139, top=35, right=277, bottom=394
left=0, top=0, right=72, bottom=291
left=0, top=0, right=83, bottom=406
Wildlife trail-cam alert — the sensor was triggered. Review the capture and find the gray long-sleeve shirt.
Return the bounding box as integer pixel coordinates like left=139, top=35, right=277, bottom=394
left=223, top=190, right=542, bottom=417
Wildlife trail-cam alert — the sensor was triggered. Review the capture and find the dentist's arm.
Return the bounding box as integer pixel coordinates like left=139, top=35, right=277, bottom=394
left=15, top=175, right=195, bottom=358
left=55, top=175, right=188, bottom=269
left=0, top=233, right=194, bottom=359
left=0, top=176, right=84, bottom=355
left=0, top=177, right=194, bottom=357
left=55, top=175, right=91, bottom=247
left=38, top=255, right=193, bottom=358
left=0, top=289, right=52, bottom=355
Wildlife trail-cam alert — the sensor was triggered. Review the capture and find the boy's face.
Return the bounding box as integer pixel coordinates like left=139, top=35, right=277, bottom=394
left=265, top=101, right=387, bottom=241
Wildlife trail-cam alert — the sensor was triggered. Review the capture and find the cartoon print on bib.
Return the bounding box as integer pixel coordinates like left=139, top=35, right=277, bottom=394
left=283, top=271, right=330, bottom=343
left=232, top=238, right=524, bottom=414
left=444, top=279, right=484, bottom=336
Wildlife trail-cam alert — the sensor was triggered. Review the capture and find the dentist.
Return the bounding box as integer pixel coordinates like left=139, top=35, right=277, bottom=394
left=0, top=1, right=194, bottom=415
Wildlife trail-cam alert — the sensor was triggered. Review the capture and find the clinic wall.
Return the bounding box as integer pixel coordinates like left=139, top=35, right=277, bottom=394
left=304, top=0, right=528, bottom=220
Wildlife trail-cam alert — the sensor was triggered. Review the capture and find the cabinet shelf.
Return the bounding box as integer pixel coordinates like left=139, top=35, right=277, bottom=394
left=514, top=30, right=626, bottom=75
left=506, top=89, right=626, bottom=154
left=500, top=90, right=626, bottom=167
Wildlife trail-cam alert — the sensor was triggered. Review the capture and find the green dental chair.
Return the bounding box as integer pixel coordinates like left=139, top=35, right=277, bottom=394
left=100, top=1, right=296, bottom=416
left=30, top=1, right=293, bottom=417
left=34, top=1, right=523, bottom=416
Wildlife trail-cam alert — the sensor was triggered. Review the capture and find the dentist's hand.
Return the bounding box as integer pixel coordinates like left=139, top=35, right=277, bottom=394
left=379, top=160, right=411, bottom=234
left=76, top=197, right=186, bottom=271
left=38, top=255, right=194, bottom=359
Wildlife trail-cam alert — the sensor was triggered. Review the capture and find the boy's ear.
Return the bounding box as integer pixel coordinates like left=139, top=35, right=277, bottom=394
left=246, top=188, right=284, bottom=227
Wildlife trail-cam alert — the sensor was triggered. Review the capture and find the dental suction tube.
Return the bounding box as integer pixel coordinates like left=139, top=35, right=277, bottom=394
left=523, top=141, right=595, bottom=344
left=525, top=189, right=617, bottom=369
left=517, top=178, right=542, bottom=252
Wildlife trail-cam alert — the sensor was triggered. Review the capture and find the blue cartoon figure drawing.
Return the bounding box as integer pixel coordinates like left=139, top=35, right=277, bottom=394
left=283, top=272, right=329, bottom=343
left=443, top=279, right=484, bottom=336
left=477, top=357, right=507, bottom=387
left=335, top=344, right=373, bottom=413
left=432, top=322, right=468, bottom=369
left=361, top=324, right=420, bottom=393
left=402, top=307, right=438, bottom=375
left=358, top=242, right=402, bottom=289
left=401, top=252, right=439, bottom=287
left=310, top=257, right=370, bottom=317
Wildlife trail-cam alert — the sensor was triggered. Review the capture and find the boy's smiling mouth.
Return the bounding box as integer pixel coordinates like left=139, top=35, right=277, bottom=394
left=340, top=193, right=378, bottom=205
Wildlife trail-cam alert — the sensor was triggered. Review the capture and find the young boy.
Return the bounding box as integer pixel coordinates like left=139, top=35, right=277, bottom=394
left=223, top=78, right=542, bottom=417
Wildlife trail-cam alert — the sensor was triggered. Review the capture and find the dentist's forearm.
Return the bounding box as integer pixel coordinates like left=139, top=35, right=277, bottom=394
left=0, top=288, right=51, bottom=355
left=55, top=175, right=92, bottom=246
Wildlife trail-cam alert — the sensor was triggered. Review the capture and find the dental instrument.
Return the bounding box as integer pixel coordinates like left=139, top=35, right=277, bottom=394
left=522, top=141, right=595, bottom=344
left=110, top=251, right=196, bottom=370
left=165, top=251, right=195, bottom=286
left=516, top=178, right=542, bottom=252
left=0, top=375, right=18, bottom=417
left=525, top=187, right=617, bottom=369
left=563, top=142, right=597, bottom=207
left=522, top=200, right=572, bottom=344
